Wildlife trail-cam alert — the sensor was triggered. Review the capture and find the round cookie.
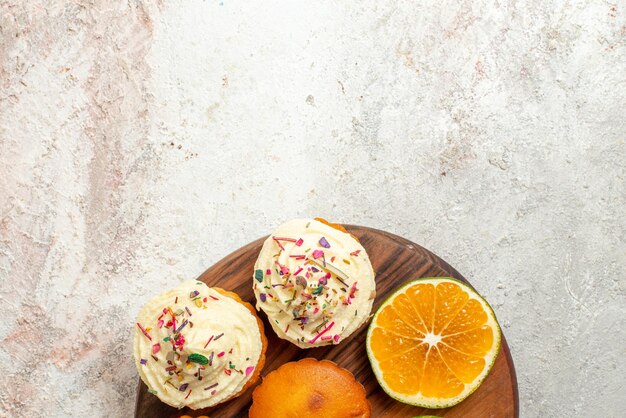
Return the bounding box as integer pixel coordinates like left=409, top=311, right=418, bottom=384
left=249, top=358, right=371, bottom=418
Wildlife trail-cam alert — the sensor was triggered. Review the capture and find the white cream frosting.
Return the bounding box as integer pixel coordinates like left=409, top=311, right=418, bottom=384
left=133, top=280, right=262, bottom=409
left=253, top=219, right=376, bottom=348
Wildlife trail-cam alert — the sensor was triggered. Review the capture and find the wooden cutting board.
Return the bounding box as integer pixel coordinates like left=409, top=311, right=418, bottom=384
left=135, top=225, right=518, bottom=418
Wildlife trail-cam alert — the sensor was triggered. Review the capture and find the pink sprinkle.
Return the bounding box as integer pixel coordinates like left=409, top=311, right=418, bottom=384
left=333, top=334, right=340, bottom=342
left=309, top=321, right=335, bottom=344
left=321, top=335, right=333, bottom=341
left=217, top=351, right=225, bottom=357
left=136, top=323, right=152, bottom=341
left=289, top=255, right=306, bottom=260
left=350, top=249, right=361, bottom=256
left=272, top=236, right=285, bottom=251
left=295, top=238, right=304, bottom=246
left=245, top=366, right=255, bottom=377
left=210, top=295, right=219, bottom=300
left=278, top=263, right=289, bottom=275
left=211, top=389, right=217, bottom=395
left=162, top=308, right=168, bottom=314
left=204, top=335, right=214, bottom=348
left=157, top=319, right=164, bottom=328
left=294, top=267, right=303, bottom=276
left=266, top=269, right=271, bottom=275
left=152, top=343, right=161, bottom=354
left=313, top=307, right=319, bottom=314
left=349, top=281, right=358, bottom=298
left=325, top=272, right=331, bottom=279
left=312, top=250, right=324, bottom=259
left=274, top=236, right=297, bottom=242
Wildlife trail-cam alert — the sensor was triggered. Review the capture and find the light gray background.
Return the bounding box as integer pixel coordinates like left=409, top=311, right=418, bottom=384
left=1, top=1, right=624, bottom=417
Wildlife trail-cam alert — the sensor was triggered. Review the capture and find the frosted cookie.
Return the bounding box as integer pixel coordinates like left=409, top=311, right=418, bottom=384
left=133, top=281, right=267, bottom=409
left=253, top=218, right=376, bottom=348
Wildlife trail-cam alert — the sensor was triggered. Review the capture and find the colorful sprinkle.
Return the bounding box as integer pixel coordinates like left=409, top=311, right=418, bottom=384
left=211, top=389, right=217, bottom=395
left=204, top=383, right=219, bottom=390
left=136, top=323, right=152, bottom=341
left=140, top=359, right=147, bottom=365
left=295, top=276, right=307, bottom=289
left=309, top=321, right=335, bottom=344
left=272, top=236, right=285, bottom=250
left=245, top=366, right=255, bottom=377
left=217, top=351, right=225, bottom=357
left=188, top=353, right=209, bottom=365
left=254, top=269, right=264, bottom=282
left=266, top=268, right=271, bottom=275
left=176, top=320, right=188, bottom=333
left=274, top=236, right=297, bottom=242
left=319, top=237, right=330, bottom=248
left=277, top=262, right=290, bottom=275
left=312, top=249, right=324, bottom=259
left=204, top=335, right=214, bottom=348
left=185, top=307, right=192, bottom=316
left=147, top=389, right=157, bottom=395
left=179, top=383, right=189, bottom=392
left=152, top=343, right=161, bottom=354
left=185, top=389, right=192, bottom=399
left=189, top=290, right=199, bottom=299
left=295, top=238, right=304, bottom=246
left=349, top=282, right=358, bottom=298
left=214, top=333, right=224, bottom=341
left=350, top=249, right=361, bottom=256
left=260, top=293, right=267, bottom=302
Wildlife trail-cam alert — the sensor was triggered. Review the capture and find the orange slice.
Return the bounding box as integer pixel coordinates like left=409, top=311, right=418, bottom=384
left=366, top=277, right=501, bottom=408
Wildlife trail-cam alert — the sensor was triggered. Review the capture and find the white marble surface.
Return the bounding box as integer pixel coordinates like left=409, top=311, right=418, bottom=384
left=1, top=1, right=624, bottom=417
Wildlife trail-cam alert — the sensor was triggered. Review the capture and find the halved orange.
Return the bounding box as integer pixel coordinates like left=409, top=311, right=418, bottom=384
left=366, top=277, right=501, bottom=408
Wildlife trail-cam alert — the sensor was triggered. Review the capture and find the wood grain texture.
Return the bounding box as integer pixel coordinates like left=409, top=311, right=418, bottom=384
left=135, top=225, right=518, bottom=418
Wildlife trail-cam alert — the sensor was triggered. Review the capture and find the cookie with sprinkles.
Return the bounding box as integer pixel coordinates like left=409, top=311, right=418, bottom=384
left=133, top=280, right=267, bottom=409
left=252, top=218, right=376, bottom=348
